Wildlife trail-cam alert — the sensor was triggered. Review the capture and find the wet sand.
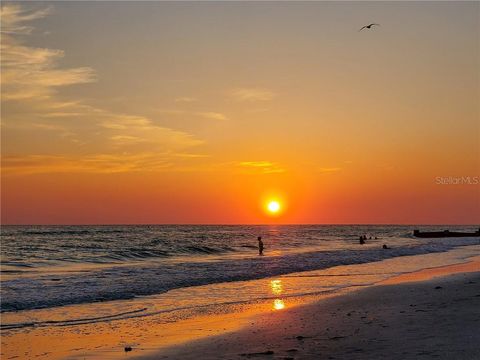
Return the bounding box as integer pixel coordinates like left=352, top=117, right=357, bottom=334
left=140, top=265, right=480, bottom=359
left=2, top=255, right=479, bottom=360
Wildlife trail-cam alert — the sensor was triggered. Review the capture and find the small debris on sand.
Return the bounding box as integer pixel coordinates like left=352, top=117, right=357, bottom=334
left=240, top=350, right=274, bottom=357
left=296, top=335, right=311, bottom=340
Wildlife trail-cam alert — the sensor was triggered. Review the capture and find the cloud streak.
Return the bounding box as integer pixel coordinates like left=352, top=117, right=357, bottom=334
left=0, top=5, right=52, bottom=35
left=1, top=4, right=205, bottom=174
left=156, top=110, right=228, bottom=121
left=238, top=161, right=286, bottom=174
left=1, top=5, right=96, bottom=101
left=2, top=153, right=174, bottom=175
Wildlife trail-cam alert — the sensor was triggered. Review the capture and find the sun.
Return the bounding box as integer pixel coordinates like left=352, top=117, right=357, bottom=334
left=267, top=200, right=281, bottom=214
left=261, top=193, right=286, bottom=217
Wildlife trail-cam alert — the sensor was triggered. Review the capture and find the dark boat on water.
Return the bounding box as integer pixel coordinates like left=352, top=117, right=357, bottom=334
left=413, top=229, right=480, bottom=238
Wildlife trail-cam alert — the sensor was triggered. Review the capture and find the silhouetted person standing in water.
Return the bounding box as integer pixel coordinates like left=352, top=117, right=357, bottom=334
left=258, top=236, right=264, bottom=256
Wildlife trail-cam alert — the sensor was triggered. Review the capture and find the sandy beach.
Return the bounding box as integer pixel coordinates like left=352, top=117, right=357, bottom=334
left=143, top=267, right=480, bottom=360
left=2, top=250, right=479, bottom=360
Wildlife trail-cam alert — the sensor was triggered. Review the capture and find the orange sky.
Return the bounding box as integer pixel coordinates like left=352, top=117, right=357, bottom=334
left=1, top=2, right=479, bottom=224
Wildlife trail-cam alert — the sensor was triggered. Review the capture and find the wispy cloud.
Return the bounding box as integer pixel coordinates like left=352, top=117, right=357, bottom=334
left=2, top=151, right=216, bottom=175
left=230, top=88, right=276, bottom=102
left=238, top=161, right=286, bottom=174
left=197, top=112, right=227, bottom=121
left=157, top=110, right=228, bottom=121
left=1, top=4, right=205, bottom=174
left=100, top=113, right=203, bottom=150
left=0, top=5, right=52, bottom=35
left=1, top=5, right=96, bottom=101
left=2, top=153, right=174, bottom=175
left=110, top=135, right=145, bottom=145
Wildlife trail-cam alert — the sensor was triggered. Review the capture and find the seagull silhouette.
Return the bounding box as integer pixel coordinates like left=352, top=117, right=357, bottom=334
left=359, top=23, right=380, bottom=32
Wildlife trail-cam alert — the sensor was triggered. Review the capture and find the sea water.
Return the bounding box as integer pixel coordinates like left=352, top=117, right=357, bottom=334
left=2, top=224, right=479, bottom=316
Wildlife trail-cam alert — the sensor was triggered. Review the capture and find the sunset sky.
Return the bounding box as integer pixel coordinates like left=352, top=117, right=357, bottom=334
left=1, top=1, right=479, bottom=224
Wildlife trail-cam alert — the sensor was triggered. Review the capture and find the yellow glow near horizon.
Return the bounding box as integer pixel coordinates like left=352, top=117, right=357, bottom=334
left=267, top=201, right=281, bottom=214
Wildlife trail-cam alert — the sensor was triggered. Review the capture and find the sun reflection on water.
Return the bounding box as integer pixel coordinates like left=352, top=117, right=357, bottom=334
left=270, top=279, right=283, bottom=295
left=270, top=279, right=286, bottom=310
left=273, top=299, right=285, bottom=310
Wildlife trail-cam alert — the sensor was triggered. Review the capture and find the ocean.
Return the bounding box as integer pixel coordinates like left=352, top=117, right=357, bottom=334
left=2, top=224, right=479, bottom=317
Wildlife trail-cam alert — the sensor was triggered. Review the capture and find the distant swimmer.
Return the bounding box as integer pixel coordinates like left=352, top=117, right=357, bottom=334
left=258, top=236, right=264, bottom=256
left=359, top=23, right=380, bottom=32
left=359, top=235, right=366, bottom=245
left=382, top=244, right=389, bottom=249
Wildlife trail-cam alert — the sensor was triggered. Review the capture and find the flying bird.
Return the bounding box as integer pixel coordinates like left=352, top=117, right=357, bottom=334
left=359, top=23, right=380, bottom=32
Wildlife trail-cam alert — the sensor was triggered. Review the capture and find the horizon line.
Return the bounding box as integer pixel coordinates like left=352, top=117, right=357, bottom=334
left=2, top=223, right=479, bottom=227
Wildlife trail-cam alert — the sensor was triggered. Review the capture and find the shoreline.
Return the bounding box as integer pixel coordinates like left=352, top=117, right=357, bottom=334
left=1, top=248, right=479, bottom=359
left=141, top=269, right=480, bottom=360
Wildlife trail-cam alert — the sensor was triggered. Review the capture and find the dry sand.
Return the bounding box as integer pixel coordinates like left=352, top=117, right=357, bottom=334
left=140, top=270, right=480, bottom=360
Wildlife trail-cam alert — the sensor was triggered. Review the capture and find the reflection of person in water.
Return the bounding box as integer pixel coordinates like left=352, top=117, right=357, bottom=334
left=258, top=236, right=264, bottom=256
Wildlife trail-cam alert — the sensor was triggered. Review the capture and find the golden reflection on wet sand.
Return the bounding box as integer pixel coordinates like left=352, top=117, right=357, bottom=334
left=270, top=279, right=286, bottom=310
left=270, top=279, right=283, bottom=295
left=273, top=299, right=285, bottom=310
